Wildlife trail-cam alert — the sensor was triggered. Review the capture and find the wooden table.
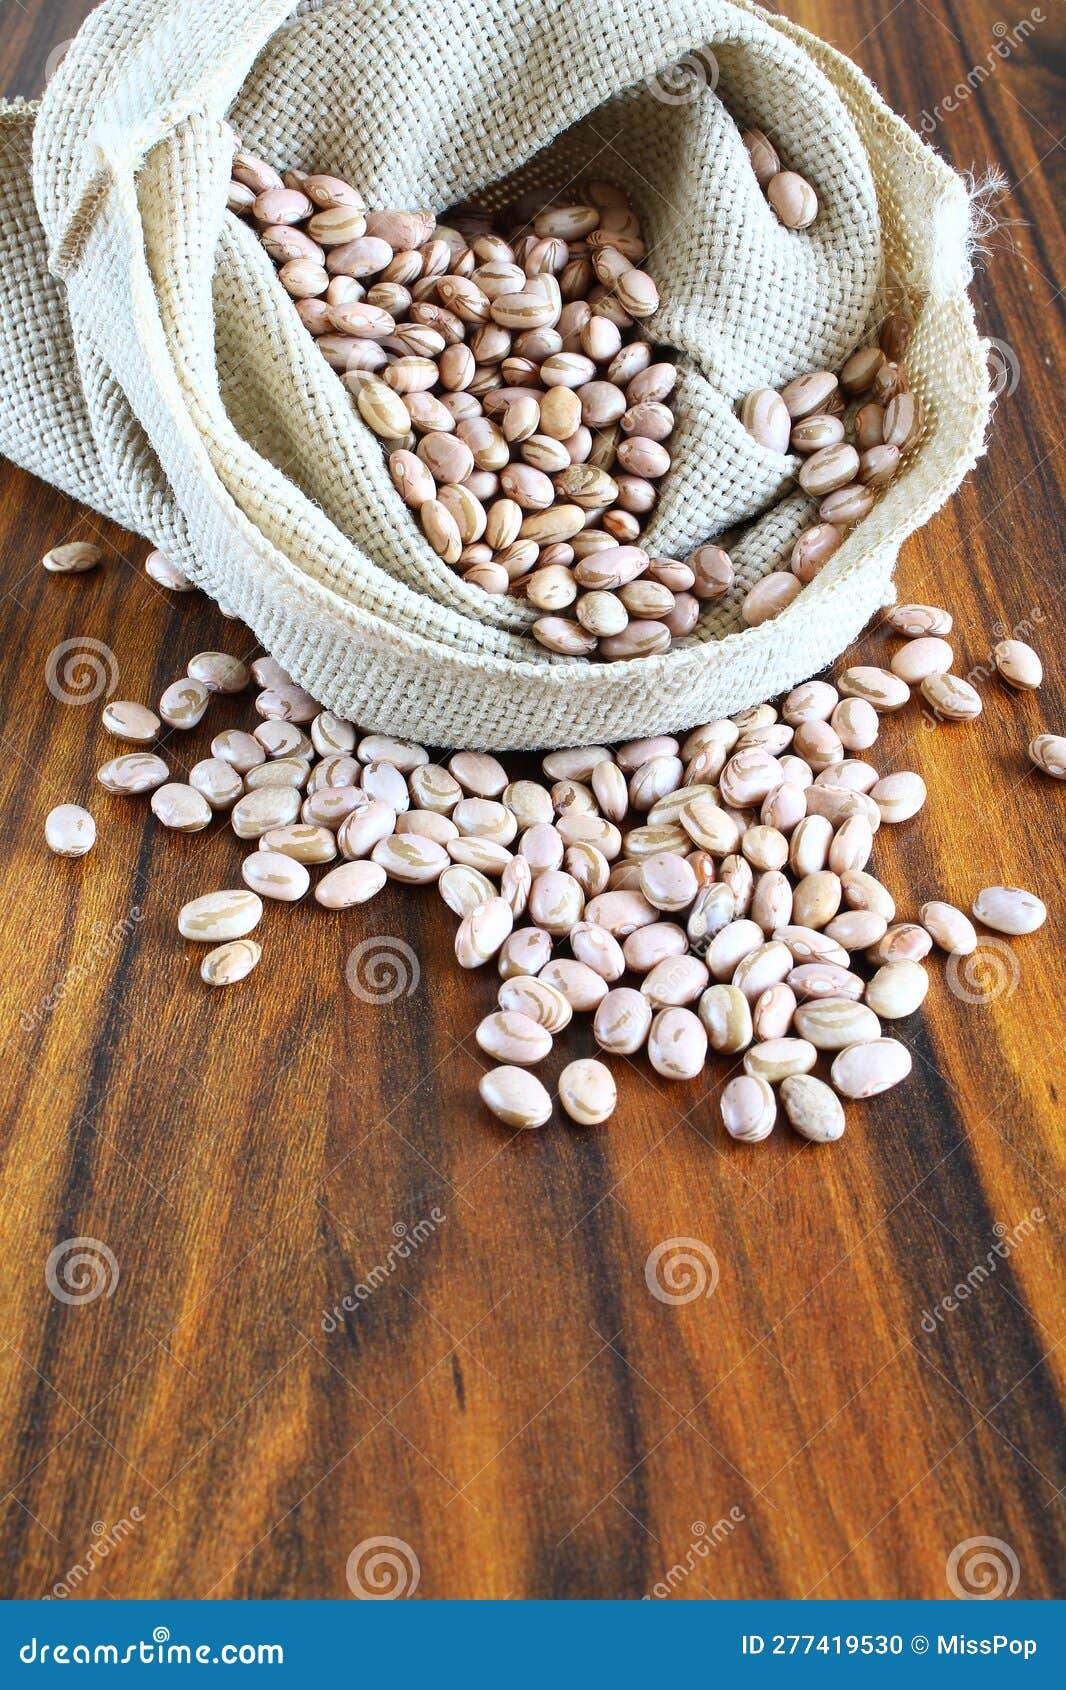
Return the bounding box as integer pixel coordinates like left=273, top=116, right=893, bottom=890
left=1, top=0, right=1063, bottom=1602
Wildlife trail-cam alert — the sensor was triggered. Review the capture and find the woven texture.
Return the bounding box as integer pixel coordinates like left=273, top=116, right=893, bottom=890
left=0, top=0, right=990, bottom=748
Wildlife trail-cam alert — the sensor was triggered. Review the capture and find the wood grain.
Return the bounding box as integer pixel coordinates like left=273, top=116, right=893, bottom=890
left=0, top=0, right=1064, bottom=1601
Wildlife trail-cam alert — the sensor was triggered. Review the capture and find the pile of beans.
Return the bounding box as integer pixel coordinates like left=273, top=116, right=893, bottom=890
left=736, top=312, right=919, bottom=627
left=228, top=148, right=709, bottom=660
left=741, top=128, right=820, bottom=229
left=227, top=144, right=926, bottom=667
left=45, top=544, right=1060, bottom=1142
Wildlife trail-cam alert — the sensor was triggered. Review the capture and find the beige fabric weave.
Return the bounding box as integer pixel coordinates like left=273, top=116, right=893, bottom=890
left=0, top=0, right=990, bottom=748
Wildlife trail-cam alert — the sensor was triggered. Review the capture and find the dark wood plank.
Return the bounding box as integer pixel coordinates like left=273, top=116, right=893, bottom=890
left=0, top=0, right=1063, bottom=1601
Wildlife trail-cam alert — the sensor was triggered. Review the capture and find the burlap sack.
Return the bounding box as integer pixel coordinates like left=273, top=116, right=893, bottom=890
left=0, top=0, right=990, bottom=748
